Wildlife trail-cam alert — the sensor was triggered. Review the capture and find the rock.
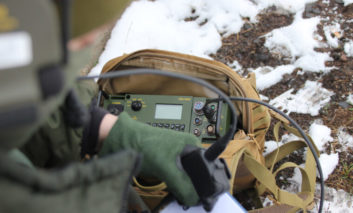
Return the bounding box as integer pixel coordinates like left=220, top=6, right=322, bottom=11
left=304, top=3, right=321, bottom=18
left=253, top=38, right=263, bottom=47
left=338, top=101, right=350, bottom=109
left=254, top=53, right=269, bottom=62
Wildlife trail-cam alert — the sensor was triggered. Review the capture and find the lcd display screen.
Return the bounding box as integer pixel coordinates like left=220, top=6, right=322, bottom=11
left=155, top=104, right=183, bottom=120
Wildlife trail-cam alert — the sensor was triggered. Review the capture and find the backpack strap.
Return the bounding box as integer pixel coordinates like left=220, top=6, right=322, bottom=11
left=245, top=121, right=319, bottom=212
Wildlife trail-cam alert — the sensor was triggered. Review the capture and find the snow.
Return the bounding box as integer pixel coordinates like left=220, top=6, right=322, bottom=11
left=344, top=40, right=353, bottom=57
left=90, top=0, right=265, bottom=75
left=293, top=52, right=332, bottom=73
left=287, top=167, right=302, bottom=192
left=265, top=13, right=320, bottom=59
left=90, top=0, right=353, bottom=211
left=338, top=127, right=353, bottom=148
left=319, top=153, right=339, bottom=180
left=90, top=0, right=223, bottom=75
left=254, top=0, right=317, bottom=13
left=323, top=24, right=342, bottom=48
left=91, top=0, right=331, bottom=78
left=314, top=186, right=353, bottom=212
left=264, top=12, right=332, bottom=73
left=227, top=60, right=243, bottom=73
left=343, top=0, right=353, bottom=6
left=347, top=94, right=353, bottom=105
left=309, top=122, right=333, bottom=152
left=269, top=81, right=334, bottom=116
left=250, top=65, right=295, bottom=90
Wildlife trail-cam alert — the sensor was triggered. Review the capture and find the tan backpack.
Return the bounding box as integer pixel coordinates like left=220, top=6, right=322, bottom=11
left=97, top=49, right=318, bottom=212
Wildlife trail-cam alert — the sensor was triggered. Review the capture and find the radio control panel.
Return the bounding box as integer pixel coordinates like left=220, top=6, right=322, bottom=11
left=102, top=94, right=230, bottom=143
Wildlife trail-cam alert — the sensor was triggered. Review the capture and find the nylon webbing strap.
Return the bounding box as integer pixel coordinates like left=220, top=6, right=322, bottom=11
left=133, top=177, right=167, bottom=192
left=244, top=122, right=319, bottom=212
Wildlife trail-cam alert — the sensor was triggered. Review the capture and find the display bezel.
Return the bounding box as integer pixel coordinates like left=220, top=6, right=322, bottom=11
left=155, top=104, right=183, bottom=120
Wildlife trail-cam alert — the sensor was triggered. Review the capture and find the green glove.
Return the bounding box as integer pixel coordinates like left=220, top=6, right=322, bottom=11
left=99, top=112, right=201, bottom=206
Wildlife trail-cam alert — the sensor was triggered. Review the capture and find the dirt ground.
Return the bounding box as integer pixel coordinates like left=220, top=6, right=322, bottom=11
left=211, top=0, right=353, bottom=202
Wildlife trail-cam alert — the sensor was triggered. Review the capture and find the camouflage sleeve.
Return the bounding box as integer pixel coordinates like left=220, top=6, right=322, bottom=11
left=21, top=80, right=98, bottom=168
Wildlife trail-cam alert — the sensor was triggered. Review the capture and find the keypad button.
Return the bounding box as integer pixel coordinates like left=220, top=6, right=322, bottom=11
left=180, top=124, right=185, bottom=130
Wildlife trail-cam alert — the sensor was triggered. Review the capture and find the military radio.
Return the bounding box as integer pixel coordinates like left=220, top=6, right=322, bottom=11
left=100, top=93, right=231, bottom=143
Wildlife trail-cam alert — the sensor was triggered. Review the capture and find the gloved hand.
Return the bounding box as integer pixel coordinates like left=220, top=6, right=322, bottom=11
left=99, top=112, right=201, bottom=206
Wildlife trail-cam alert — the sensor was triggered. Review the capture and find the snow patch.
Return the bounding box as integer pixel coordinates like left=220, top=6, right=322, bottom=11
left=260, top=94, right=269, bottom=101
left=338, top=127, right=353, bottom=148
left=255, top=0, right=318, bottom=13
left=90, top=0, right=267, bottom=75
left=319, top=153, right=339, bottom=180
left=323, top=24, right=342, bottom=48
left=263, top=140, right=280, bottom=155
left=309, top=122, right=333, bottom=152
left=343, top=0, right=353, bottom=6
left=287, top=167, right=303, bottom=192
left=264, top=12, right=332, bottom=73
left=347, top=94, right=353, bottom=105
left=344, top=40, right=353, bottom=57
left=293, top=52, right=332, bottom=73
left=313, top=186, right=353, bottom=212
left=308, top=122, right=338, bottom=180
left=90, top=0, right=223, bottom=75
left=264, top=13, right=320, bottom=59
left=250, top=65, right=295, bottom=90
left=227, top=60, right=243, bottom=73
left=269, top=81, right=334, bottom=116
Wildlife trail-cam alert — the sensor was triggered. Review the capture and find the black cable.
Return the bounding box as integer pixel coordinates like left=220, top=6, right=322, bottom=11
left=77, top=68, right=237, bottom=161
left=228, top=97, right=324, bottom=213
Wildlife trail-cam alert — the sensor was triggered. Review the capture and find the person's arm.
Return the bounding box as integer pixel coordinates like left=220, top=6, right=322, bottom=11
left=98, top=112, right=201, bottom=207
left=96, top=114, right=118, bottom=151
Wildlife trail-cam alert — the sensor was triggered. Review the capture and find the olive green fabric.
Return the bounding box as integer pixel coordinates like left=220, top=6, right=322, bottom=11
left=0, top=150, right=140, bottom=213
left=21, top=79, right=98, bottom=168
left=0, top=0, right=133, bottom=151
left=127, top=185, right=151, bottom=213
left=0, top=0, right=63, bottom=150
left=7, top=149, right=34, bottom=168
left=100, top=112, right=201, bottom=206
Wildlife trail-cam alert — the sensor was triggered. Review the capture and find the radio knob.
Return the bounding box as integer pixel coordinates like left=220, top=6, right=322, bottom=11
left=207, top=125, right=215, bottom=136
left=194, top=117, right=202, bottom=125
left=193, top=128, right=201, bottom=137
left=131, top=101, right=142, bottom=111
left=193, top=101, right=205, bottom=115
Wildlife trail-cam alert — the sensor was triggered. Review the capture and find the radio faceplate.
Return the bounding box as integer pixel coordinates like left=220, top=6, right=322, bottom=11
left=103, top=94, right=230, bottom=143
